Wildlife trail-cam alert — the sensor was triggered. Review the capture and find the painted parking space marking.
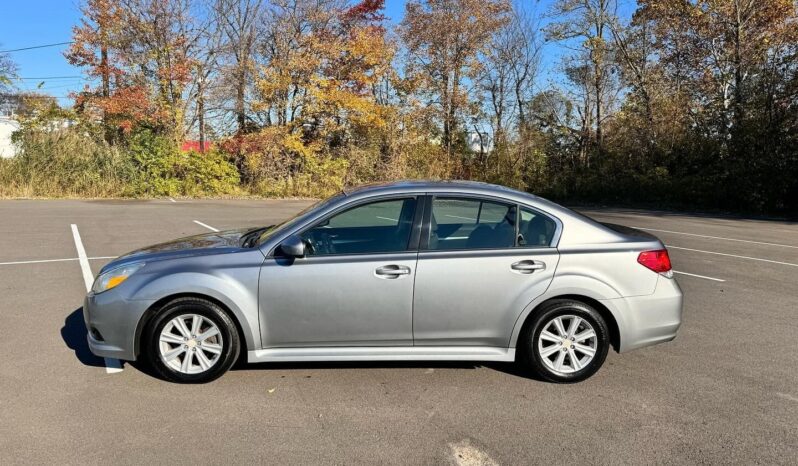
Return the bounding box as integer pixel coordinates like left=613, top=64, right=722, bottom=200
left=672, top=270, right=726, bottom=282
left=70, top=224, right=124, bottom=374
left=1, top=257, right=83, bottom=266
left=667, top=245, right=798, bottom=268
left=0, top=256, right=116, bottom=266
left=637, top=226, right=798, bottom=249
left=193, top=220, right=219, bottom=232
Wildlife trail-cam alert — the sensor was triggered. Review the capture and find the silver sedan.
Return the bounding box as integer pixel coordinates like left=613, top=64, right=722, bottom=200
left=84, top=181, right=682, bottom=383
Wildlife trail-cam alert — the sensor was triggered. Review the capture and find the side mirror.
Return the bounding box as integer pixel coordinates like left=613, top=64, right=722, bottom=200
left=278, top=235, right=306, bottom=258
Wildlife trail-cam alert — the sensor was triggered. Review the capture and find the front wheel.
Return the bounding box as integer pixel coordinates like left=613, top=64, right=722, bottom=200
left=520, top=300, right=610, bottom=383
left=144, top=297, right=240, bottom=383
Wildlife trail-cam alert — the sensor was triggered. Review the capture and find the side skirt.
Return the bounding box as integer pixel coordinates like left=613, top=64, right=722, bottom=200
left=247, top=346, right=516, bottom=363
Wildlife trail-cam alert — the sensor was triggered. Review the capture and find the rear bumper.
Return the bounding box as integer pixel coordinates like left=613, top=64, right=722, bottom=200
left=83, top=291, right=154, bottom=361
left=602, top=275, right=683, bottom=353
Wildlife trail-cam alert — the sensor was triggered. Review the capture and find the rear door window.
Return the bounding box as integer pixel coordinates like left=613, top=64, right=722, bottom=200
left=428, top=198, right=516, bottom=250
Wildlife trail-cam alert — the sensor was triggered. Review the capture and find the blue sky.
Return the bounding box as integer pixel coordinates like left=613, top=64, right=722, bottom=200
left=0, top=1, right=83, bottom=102
left=1, top=1, right=635, bottom=103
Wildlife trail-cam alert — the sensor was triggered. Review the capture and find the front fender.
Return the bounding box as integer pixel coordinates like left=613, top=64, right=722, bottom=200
left=127, top=256, right=262, bottom=353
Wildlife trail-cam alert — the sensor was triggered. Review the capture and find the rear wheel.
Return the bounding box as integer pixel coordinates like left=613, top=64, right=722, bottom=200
left=520, top=300, right=609, bottom=383
left=145, top=298, right=240, bottom=383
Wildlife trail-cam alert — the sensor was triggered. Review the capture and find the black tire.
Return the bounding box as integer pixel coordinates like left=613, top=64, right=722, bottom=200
left=144, top=297, right=240, bottom=384
left=520, top=299, right=610, bottom=383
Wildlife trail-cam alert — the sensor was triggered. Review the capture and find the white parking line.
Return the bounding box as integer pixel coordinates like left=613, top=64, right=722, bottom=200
left=637, top=226, right=798, bottom=249
left=1, top=257, right=81, bottom=266
left=0, top=256, right=116, bottom=266
left=667, top=245, right=798, bottom=268
left=193, top=220, right=219, bottom=232
left=70, top=224, right=124, bottom=374
left=672, top=270, right=726, bottom=282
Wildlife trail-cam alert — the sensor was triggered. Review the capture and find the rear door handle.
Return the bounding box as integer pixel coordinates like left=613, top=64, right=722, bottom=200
left=375, top=265, right=411, bottom=279
left=511, top=260, right=546, bottom=274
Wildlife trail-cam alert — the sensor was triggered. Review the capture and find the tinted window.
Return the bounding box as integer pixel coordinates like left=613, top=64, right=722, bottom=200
left=429, top=198, right=516, bottom=250
left=301, top=198, right=417, bottom=255
left=518, top=207, right=556, bottom=247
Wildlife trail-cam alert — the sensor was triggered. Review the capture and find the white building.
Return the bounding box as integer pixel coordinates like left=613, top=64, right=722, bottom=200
left=0, top=116, right=20, bottom=158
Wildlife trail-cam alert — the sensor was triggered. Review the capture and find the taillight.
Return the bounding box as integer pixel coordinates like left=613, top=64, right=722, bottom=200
left=637, top=249, right=672, bottom=275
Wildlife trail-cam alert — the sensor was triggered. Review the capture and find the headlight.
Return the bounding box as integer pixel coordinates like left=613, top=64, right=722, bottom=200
left=91, top=263, right=145, bottom=294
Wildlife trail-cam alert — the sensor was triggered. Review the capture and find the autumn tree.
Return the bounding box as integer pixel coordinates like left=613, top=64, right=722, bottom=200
left=213, top=0, right=263, bottom=134
left=66, top=0, right=137, bottom=141
left=546, top=0, right=621, bottom=166
left=624, top=0, right=798, bottom=211
left=235, top=0, right=395, bottom=192
left=118, top=0, right=202, bottom=141
left=400, top=0, right=511, bottom=161
left=478, top=4, right=542, bottom=185
left=67, top=0, right=202, bottom=142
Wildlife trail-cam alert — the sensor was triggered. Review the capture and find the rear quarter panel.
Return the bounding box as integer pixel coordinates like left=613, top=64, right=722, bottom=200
left=553, top=244, right=660, bottom=298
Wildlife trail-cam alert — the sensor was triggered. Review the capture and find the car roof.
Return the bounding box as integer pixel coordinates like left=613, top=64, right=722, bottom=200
left=341, top=180, right=573, bottom=216
left=343, top=180, right=536, bottom=198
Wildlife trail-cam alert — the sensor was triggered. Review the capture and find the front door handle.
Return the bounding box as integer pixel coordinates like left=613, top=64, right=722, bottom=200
left=375, top=264, right=411, bottom=279
left=511, top=260, right=546, bottom=274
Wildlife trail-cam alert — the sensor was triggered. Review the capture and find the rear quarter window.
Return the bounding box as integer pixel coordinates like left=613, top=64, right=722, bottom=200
left=519, top=207, right=557, bottom=247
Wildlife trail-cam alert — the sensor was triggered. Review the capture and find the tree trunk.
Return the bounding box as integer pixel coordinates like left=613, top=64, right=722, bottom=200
left=100, top=32, right=111, bottom=144
left=198, top=71, right=206, bottom=153
left=236, top=66, right=246, bottom=134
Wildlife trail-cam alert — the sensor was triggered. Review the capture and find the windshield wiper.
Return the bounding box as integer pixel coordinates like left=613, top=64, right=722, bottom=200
left=240, top=225, right=274, bottom=248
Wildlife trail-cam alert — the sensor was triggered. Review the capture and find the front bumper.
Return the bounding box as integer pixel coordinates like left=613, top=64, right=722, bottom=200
left=602, top=275, right=683, bottom=353
left=83, top=291, right=155, bottom=361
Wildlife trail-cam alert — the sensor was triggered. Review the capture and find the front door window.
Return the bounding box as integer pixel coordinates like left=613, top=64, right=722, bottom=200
left=301, top=198, right=418, bottom=255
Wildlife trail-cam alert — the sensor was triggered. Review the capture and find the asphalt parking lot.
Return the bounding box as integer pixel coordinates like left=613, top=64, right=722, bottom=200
left=1, top=198, right=796, bottom=464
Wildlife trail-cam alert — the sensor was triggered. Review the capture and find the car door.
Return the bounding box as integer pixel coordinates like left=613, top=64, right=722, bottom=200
left=259, top=196, right=422, bottom=347
left=412, top=195, right=561, bottom=347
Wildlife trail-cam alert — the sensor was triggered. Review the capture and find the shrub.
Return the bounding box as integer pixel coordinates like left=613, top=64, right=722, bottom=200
left=223, top=127, right=348, bottom=198
left=0, top=127, right=136, bottom=197
left=127, top=130, right=240, bottom=196
left=0, top=126, right=240, bottom=198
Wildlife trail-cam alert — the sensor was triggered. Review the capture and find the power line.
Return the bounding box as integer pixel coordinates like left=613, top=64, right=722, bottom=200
left=21, top=83, right=84, bottom=91
left=0, top=93, right=73, bottom=99
left=17, top=76, right=83, bottom=80
left=0, top=42, right=74, bottom=53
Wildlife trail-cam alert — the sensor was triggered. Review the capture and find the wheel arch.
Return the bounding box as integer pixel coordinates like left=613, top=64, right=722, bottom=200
left=134, top=292, right=251, bottom=359
left=512, top=294, right=621, bottom=354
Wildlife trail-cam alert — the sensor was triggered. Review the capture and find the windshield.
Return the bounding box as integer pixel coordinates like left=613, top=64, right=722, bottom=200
left=253, top=193, right=346, bottom=246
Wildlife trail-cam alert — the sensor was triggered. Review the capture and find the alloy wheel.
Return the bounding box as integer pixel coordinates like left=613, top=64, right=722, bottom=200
left=537, top=314, right=597, bottom=374
left=158, top=314, right=224, bottom=374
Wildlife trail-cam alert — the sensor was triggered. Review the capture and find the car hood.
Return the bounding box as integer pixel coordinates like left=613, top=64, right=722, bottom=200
left=102, top=228, right=256, bottom=272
